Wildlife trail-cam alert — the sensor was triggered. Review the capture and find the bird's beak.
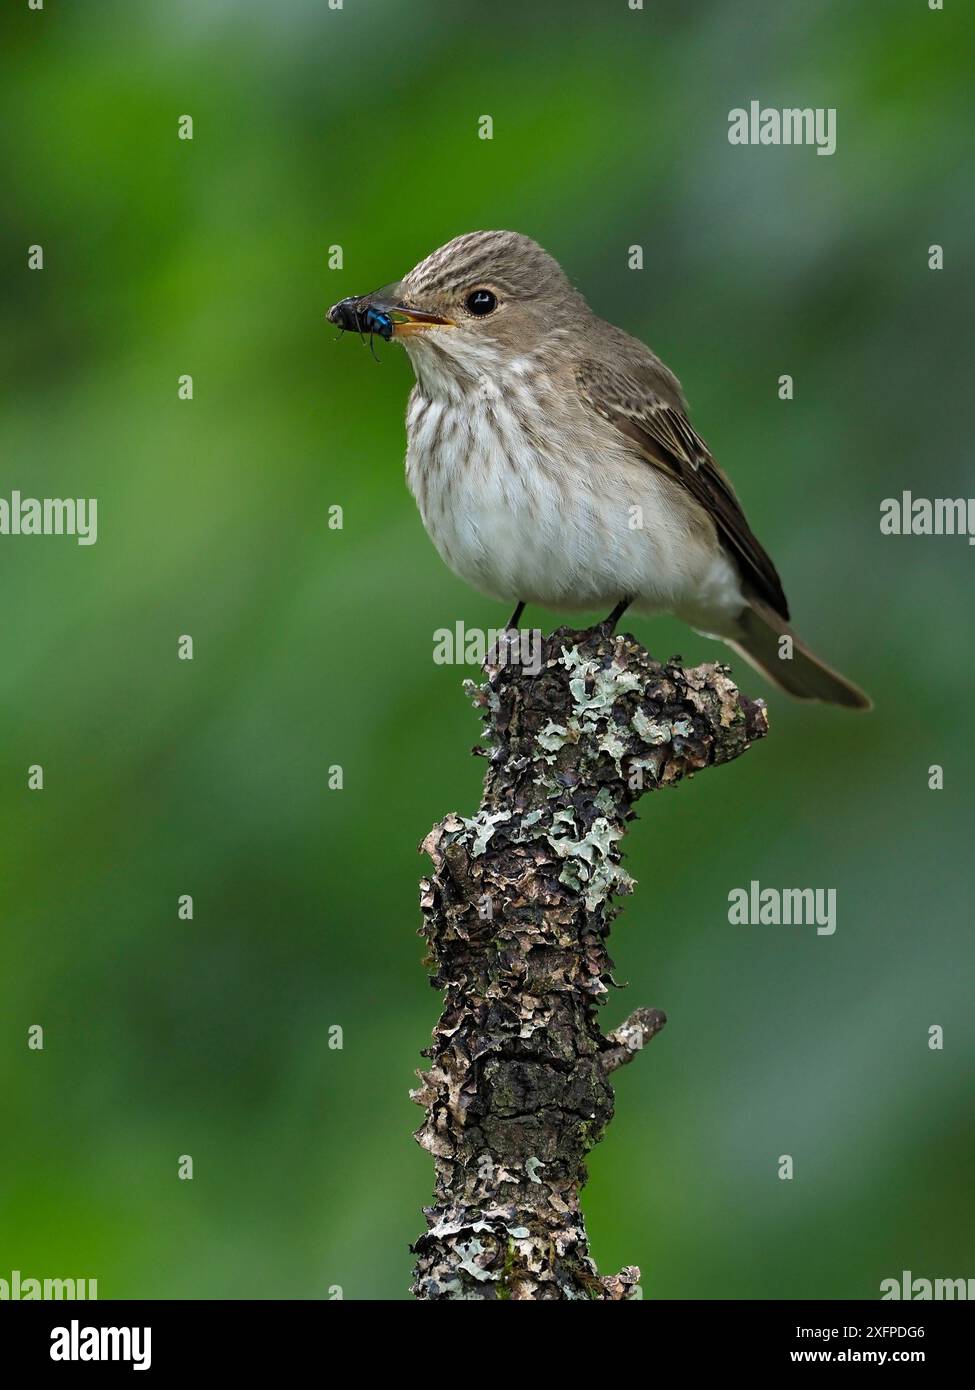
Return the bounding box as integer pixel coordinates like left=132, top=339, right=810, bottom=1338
left=384, top=303, right=455, bottom=336
left=326, top=283, right=454, bottom=338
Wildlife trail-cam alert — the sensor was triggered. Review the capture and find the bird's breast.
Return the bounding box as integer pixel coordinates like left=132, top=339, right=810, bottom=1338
left=403, top=381, right=729, bottom=615
left=405, top=383, right=580, bottom=603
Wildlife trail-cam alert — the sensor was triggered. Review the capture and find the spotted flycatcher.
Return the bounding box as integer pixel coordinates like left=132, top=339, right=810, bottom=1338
left=328, top=230, right=869, bottom=708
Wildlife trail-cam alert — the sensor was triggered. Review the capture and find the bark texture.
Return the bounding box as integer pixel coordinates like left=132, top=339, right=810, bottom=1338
left=410, top=625, right=768, bottom=1300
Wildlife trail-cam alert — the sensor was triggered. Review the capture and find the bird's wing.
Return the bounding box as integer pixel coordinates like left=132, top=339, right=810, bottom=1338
left=577, top=354, right=789, bottom=621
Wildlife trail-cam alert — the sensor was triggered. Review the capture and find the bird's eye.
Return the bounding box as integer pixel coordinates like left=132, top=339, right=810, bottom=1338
left=465, top=289, right=497, bottom=316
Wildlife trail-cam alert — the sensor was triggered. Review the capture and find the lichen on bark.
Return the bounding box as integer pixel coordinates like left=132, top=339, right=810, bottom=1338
left=410, top=625, right=768, bottom=1300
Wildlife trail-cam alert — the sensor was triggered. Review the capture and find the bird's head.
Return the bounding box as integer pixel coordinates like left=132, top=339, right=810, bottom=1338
left=327, top=231, right=585, bottom=387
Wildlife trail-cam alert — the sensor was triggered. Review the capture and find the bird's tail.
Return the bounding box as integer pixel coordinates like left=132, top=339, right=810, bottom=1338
left=723, top=600, right=872, bottom=711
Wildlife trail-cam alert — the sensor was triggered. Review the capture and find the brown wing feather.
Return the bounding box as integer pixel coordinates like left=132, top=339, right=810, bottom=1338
left=578, top=356, right=789, bottom=621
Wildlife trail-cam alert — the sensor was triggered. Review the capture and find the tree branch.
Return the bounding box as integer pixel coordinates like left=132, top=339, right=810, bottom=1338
left=410, top=625, right=768, bottom=1300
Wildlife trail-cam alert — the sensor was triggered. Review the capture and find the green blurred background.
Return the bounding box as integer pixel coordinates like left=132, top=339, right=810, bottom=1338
left=1, top=0, right=972, bottom=1300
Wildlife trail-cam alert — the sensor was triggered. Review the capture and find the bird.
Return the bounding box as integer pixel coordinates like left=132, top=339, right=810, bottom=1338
left=327, top=230, right=870, bottom=709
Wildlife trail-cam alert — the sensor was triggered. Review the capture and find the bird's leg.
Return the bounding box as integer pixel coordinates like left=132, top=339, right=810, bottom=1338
left=505, top=601, right=526, bottom=630
left=600, top=598, right=632, bottom=633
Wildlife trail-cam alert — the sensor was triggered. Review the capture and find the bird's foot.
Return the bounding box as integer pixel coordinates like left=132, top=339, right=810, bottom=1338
left=505, top=601, right=526, bottom=631
left=597, top=598, right=632, bottom=636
